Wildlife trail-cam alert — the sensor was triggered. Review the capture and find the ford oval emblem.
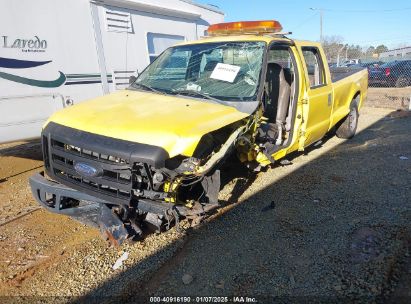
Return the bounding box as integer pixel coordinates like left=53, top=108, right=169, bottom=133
left=74, top=162, right=100, bottom=177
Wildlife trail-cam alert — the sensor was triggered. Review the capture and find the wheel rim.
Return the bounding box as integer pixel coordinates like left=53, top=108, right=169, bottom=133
left=348, top=107, right=358, bottom=131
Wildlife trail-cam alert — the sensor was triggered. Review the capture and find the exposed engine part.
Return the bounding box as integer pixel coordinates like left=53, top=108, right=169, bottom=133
left=129, top=218, right=143, bottom=236
left=175, top=157, right=201, bottom=174
left=153, top=171, right=164, bottom=183
left=257, top=123, right=279, bottom=144
left=99, top=204, right=129, bottom=247
left=196, top=126, right=246, bottom=175
left=144, top=212, right=164, bottom=233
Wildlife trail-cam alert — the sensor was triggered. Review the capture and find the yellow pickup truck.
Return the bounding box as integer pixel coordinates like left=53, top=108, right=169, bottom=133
left=30, top=20, right=368, bottom=245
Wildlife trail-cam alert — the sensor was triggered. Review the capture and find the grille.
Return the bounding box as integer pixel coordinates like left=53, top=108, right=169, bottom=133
left=47, top=138, right=134, bottom=205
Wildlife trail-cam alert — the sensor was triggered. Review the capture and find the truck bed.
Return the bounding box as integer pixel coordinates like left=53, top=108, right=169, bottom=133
left=330, top=67, right=366, bottom=82
left=329, top=66, right=368, bottom=129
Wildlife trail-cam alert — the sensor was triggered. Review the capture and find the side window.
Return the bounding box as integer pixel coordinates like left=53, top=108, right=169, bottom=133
left=301, top=47, right=326, bottom=88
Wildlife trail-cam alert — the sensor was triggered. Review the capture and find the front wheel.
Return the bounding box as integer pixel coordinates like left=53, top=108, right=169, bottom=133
left=336, top=101, right=359, bottom=139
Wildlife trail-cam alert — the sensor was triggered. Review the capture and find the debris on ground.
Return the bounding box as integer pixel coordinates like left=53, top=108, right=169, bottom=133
left=112, top=252, right=129, bottom=270
left=182, top=274, right=193, bottom=285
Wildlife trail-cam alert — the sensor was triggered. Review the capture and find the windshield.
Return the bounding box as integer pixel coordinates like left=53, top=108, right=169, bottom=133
left=133, top=41, right=266, bottom=102
left=380, top=61, right=398, bottom=68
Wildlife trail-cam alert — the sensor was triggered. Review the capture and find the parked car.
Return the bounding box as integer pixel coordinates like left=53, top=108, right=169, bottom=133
left=361, top=61, right=384, bottom=69
left=369, top=60, right=411, bottom=87
left=343, top=59, right=361, bottom=66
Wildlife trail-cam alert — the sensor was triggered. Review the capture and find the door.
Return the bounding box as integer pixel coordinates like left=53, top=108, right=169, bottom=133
left=299, top=46, right=332, bottom=146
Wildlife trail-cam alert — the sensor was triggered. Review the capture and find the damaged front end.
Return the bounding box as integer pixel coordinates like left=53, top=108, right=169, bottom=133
left=30, top=120, right=250, bottom=245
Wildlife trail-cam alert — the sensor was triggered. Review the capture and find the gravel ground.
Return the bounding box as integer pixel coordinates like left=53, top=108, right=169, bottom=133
left=0, top=106, right=410, bottom=303
left=367, top=87, right=410, bottom=110
left=136, top=107, right=411, bottom=302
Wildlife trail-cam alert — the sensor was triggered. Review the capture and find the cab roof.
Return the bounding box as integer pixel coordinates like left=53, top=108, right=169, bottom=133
left=177, top=34, right=293, bottom=46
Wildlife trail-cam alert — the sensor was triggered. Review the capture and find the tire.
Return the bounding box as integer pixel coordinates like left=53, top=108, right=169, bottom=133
left=336, top=100, right=359, bottom=139
left=395, top=75, right=409, bottom=88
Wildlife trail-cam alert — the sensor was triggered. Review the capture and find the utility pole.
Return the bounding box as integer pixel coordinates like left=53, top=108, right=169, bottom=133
left=345, top=44, right=348, bottom=61
left=320, top=9, right=323, bottom=43
left=337, top=44, right=347, bottom=67
left=310, top=8, right=323, bottom=43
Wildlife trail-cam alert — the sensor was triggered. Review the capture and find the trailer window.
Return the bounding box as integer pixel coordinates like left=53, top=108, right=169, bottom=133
left=149, top=50, right=191, bottom=80
left=301, top=47, right=326, bottom=88
left=147, top=33, right=185, bottom=63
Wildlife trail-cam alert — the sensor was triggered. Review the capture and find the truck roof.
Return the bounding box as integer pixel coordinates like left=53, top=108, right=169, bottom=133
left=177, top=34, right=293, bottom=46
left=176, top=34, right=323, bottom=49
left=176, top=20, right=324, bottom=48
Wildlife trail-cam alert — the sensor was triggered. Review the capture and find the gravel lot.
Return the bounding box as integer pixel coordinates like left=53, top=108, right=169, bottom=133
left=0, top=105, right=410, bottom=303
left=367, top=87, right=411, bottom=110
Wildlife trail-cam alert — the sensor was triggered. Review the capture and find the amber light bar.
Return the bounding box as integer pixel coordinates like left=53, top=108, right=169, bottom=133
left=207, top=20, right=283, bottom=36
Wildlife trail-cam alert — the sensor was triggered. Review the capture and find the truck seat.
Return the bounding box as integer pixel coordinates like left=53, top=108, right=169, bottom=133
left=264, top=63, right=291, bottom=128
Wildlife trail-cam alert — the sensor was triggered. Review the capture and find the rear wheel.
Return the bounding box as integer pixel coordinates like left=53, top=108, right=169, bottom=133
left=395, top=75, right=410, bottom=88
left=336, top=100, right=359, bottom=139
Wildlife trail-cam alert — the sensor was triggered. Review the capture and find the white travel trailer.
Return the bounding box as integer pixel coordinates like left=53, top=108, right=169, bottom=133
left=0, top=0, right=224, bottom=143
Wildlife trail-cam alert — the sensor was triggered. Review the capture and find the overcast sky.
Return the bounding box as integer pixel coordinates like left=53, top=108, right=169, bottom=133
left=197, top=0, right=411, bottom=49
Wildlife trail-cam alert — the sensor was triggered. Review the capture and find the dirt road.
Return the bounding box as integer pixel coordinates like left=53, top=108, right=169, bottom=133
left=0, top=106, right=410, bottom=302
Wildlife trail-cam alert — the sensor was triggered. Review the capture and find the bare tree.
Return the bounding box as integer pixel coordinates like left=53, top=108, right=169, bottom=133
left=321, top=35, right=344, bottom=64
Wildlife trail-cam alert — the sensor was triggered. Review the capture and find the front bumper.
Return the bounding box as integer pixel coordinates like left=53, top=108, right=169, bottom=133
left=29, top=172, right=220, bottom=245
left=29, top=172, right=179, bottom=238
left=29, top=172, right=171, bottom=245
left=29, top=171, right=104, bottom=217
left=29, top=172, right=175, bottom=217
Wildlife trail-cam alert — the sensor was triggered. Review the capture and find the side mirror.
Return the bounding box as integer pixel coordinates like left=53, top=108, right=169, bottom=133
left=129, top=75, right=137, bottom=84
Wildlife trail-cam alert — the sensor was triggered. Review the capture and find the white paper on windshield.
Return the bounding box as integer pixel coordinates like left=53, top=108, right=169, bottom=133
left=210, top=63, right=241, bottom=83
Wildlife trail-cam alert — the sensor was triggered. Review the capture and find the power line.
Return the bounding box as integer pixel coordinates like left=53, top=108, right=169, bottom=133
left=291, top=12, right=319, bottom=31
left=357, top=35, right=411, bottom=44
left=315, top=7, right=411, bottom=13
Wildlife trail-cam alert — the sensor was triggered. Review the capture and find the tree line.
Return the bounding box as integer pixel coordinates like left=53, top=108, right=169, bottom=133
left=321, top=35, right=389, bottom=63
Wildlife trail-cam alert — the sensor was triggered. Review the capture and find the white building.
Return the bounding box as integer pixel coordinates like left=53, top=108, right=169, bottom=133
left=379, top=46, right=411, bottom=58
left=0, top=0, right=224, bottom=143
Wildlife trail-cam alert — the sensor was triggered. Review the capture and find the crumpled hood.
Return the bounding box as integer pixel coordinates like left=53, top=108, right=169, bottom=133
left=46, top=90, right=249, bottom=157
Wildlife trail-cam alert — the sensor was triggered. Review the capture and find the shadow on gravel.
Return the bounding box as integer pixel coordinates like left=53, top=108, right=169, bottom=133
left=74, top=111, right=411, bottom=303
left=0, top=140, right=43, bottom=181
left=0, top=140, right=42, bottom=161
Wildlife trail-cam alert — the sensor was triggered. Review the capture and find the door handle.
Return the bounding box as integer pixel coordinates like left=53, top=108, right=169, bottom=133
left=328, top=93, right=332, bottom=107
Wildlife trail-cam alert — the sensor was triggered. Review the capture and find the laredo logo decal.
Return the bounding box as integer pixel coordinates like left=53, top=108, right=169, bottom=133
left=0, top=57, right=66, bottom=88
left=2, top=35, right=47, bottom=53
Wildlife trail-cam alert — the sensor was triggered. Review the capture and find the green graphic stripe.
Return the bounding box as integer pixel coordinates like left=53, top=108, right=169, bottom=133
left=66, top=74, right=112, bottom=79
left=0, top=71, right=66, bottom=88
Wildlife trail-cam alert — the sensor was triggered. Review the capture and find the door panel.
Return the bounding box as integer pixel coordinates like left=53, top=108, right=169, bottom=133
left=0, top=94, right=64, bottom=143
left=300, top=47, right=332, bottom=146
